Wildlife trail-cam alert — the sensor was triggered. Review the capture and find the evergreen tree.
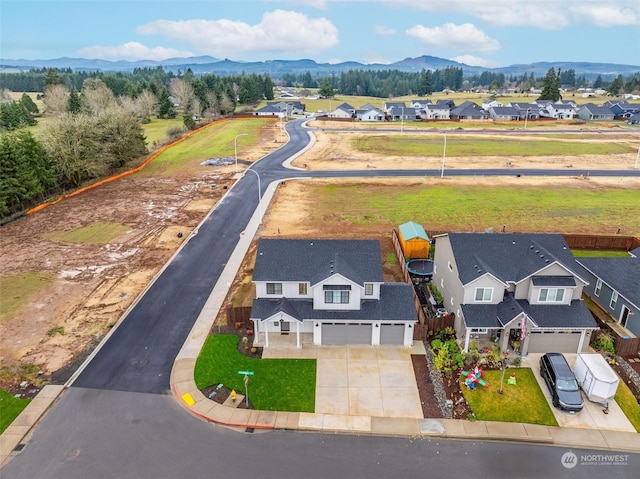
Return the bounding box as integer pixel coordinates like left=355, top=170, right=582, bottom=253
left=20, top=93, right=39, bottom=114
left=67, top=89, right=81, bottom=114
left=44, top=68, right=63, bottom=86
left=157, top=89, right=176, bottom=119
left=318, top=78, right=335, bottom=98
left=538, top=67, right=562, bottom=101
left=594, top=75, right=603, bottom=89
left=607, top=74, right=624, bottom=96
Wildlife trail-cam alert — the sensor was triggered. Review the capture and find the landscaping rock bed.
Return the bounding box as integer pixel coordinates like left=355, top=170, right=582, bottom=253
left=613, top=356, right=640, bottom=402
left=201, top=383, right=254, bottom=409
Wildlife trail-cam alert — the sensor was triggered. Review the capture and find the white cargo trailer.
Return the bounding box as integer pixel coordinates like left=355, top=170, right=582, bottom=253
left=573, top=353, right=619, bottom=412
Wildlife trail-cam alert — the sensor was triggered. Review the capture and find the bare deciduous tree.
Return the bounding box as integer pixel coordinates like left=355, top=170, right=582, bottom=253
left=43, top=84, right=69, bottom=115
left=169, top=78, right=194, bottom=111
left=81, top=78, right=115, bottom=116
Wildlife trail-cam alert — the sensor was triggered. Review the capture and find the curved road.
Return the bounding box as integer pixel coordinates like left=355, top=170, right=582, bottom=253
left=3, top=119, right=639, bottom=478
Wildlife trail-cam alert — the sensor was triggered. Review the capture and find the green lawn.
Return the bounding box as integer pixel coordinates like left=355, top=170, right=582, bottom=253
left=614, top=380, right=640, bottom=432
left=0, top=390, right=31, bottom=434
left=141, top=117, right=184, bottom=146
left=311, top=183, right=640, bottom=235
left=461, top=368, right=559, bottom=426
left=352, top=135, right=633, bottom=157
left=572, top=250, right=631, bottom=258
left=195, top=335, right=316, bottom=412
left=44, top=221, right=130, bottom=244
left=139, top=118, right=272, bottom=176
left=0, top=272, right=56, bottom=324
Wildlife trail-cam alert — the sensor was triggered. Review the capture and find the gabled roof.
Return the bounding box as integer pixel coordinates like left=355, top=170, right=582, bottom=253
left=251, top=284, right=417, bottom=322
left=436, top=99, right=455, bottom=108
left=490, top=106, right=519, bottom=116
left=509, top=102, right=538, bottom=109
left=399, top=221, right=429, bottom=241
left=446, top=233, right=585, bottom=285
left=630, top=246, right=640, bottom=258
left=359, top=103, right=379, bottom=111
left=578, top=103, right=613, bottom=115
left=334, top=102, right=355, bottom=112
left=577, top=257, right=640, bottom=309
left=255, top=104, right=281, bottom=113
left=385, top=102, right=407, bottom=109
left=252, top=239, right=384, bottom=286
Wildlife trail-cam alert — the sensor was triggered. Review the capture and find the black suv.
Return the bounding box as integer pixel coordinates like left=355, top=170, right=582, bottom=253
left=539, top=353, right=584, bottom=412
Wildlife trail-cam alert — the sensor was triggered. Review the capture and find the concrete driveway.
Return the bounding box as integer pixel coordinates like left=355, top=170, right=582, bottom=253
left=525, top=353, right=635, bottom=432
left=263, top=343, right=425, bottom=418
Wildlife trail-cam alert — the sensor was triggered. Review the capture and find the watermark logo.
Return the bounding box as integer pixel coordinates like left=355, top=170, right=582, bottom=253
left=561, top=451, right=629, bottom=468
left=561, top=452, right=578, bottom=469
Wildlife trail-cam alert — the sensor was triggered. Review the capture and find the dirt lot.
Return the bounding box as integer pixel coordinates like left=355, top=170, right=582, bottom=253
left=1, top=120, right=639, bottom=393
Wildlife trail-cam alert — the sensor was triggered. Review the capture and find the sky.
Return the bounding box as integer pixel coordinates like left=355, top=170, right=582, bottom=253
left=1, top=0, right=639, bottom=67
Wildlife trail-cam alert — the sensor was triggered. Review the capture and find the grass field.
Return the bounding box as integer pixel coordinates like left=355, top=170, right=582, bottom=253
left=195, top=335, right=316, bottom=412
left=352, top=135, right=634, bottom=157
left=462, top=368, right=559, bottom=426
left=614, top=380, right=640, bottom=432
left=141, top=117, right=185, bottom=146
left=44, top=222, right=130, bottom=244
left=0, top=390, right=31, bottom=434
left=139, top=118, right=272, bottom=176
left=311, top=183, right=640, bottom=235
left=572, top=250, right=632, bottom=258
left=0, top=272, right=56, bottom=324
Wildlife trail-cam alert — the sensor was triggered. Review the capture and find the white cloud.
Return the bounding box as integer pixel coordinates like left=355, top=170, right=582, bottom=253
left=362, top=53, right=392, bottom=64
left=136, top=10, right=339, bottom=57
left=451, top=55, right=499, bottom=68
left=374, top=25, right=396, bottom=36
left=378, top=0, right=640, bottom=29
left=78, top=42, right=193, bottom=61
left=293, top=0, right=328, bottom=9
left=570, top=5, right=638, bottom=26
left=406, top=23, right=500, bottom=53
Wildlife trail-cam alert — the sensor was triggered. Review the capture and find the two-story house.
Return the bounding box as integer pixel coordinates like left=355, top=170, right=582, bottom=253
left=432, top=233, right=598, bottom=355
left=250, top=239, right=417, bottom=348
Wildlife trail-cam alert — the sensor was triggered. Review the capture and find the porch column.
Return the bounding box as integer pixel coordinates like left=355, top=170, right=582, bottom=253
left=264, top=323, right=269, bottom=348
left=463, top=328, right=471, bottom=352
left=296, top=322, right=301, bottom=349
left=252, top=319, right=259, bottom=346
left=500, top=330, right=509, bottom=353
left=577, top=330, right=587, bottom=353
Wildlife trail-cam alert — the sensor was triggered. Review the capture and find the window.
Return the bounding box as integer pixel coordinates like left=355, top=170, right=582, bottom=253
left=474, top=287, right=493, bottom=302
left=325, top=290, right=349, bottom=304
left=471, top=328, right=488, bottom=334
left=364, top=283, right=373, bottom=295
left=539, top=288, right=564, bottom=302
left=298, top=283, right=307, bottom=295
left=610, top=291, right=618, bottom=310
left=594, top=279, right=602, bottom=297
left=266, top=283, right=282, bottom=295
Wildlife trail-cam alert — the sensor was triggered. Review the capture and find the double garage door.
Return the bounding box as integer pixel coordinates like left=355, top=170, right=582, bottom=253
left=526, top=331, right=582, bottom=354
left=321, top=323, right=405, bottom=345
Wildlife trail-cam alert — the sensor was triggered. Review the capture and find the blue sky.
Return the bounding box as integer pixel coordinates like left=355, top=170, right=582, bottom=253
left=1, top=0, right=639, bottom=67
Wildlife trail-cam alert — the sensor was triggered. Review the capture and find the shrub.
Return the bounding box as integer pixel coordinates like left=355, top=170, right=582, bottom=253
left=591, top=332, right=616, bottom=355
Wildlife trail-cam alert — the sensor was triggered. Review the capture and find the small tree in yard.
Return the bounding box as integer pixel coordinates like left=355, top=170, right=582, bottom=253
left=538, top=67, right=562, bottom=102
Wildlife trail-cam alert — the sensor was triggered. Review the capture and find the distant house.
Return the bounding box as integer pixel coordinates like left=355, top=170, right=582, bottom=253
left=249, top=239, right=417, bottom=347
left=576, top=103, right=615, bottom=121
left=538, top=101, right=576, bottom=120
left=329, top=102, right=355, bottom=119
left=266, top=101, right=306, bottom=115
left=626, top=113, right=640, bottom=125
left=383, top=102, right=409, bottom=120
left=436, top=99, right=456, bottom=109
left=356, top=106, right=385, bottom=121
left=489, top=106, right=520, bottom=121
left=419, top=104, right=450, bottom=120
left=410, top=99, right=432, bottom=109
left=608, top=101, right=640, bottom=118
left=577, top=257, right=640, bottom=338
left=450, top=101, right=488, bottom=120
left=481, top=99, right=502, bottom=110
left=254, top=104, right=285, bottom=117
left=507, top=102, right=541, bottom=120
left=432, top=233, right=597, bottom=354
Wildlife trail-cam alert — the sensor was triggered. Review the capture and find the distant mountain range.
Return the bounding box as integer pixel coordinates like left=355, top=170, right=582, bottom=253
left=1, top=55, right=638, bottom=79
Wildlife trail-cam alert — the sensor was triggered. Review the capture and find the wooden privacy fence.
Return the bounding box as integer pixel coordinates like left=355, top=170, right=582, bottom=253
left=563, top=234, right=640, bottom=251
left=592, top=329, right=640, bottom=357
left=392, top=229, right=426, bottom=326
left=226, top=306, right=252, bottom=328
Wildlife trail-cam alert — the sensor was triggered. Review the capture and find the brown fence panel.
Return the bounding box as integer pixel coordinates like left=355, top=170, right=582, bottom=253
left=563, top=234, right=640, bottom=251
left=226, top=306, right=253, bottom=327
left=591, top=329, right=640, bottom=357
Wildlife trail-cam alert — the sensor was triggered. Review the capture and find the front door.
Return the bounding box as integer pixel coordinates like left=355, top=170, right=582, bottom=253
left=280, top=321, right=290, bottom=334
left=620, top=306, right=631, bottom=328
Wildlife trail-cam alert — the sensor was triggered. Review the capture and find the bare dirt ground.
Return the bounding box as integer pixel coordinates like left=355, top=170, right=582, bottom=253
left=1, top=120, right=639, bottom=394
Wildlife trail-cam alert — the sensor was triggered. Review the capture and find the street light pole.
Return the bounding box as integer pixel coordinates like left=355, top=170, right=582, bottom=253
left=401, top=107, right=404, bottom=133
left=635, top=146, right=639, bottom=169
left=244, top=168, right=262, bottom=224
left=234, top=133, right=248, bottom=173
left=524, top=107, right=532, bottom=130
left=441, top=132, right=447, bottom=178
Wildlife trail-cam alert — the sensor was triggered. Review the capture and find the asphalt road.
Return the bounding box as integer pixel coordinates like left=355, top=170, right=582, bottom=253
left=3, top=119, right=639, bottom=478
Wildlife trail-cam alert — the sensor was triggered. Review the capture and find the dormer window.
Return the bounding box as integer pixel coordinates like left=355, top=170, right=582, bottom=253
left=365, top=283, right=373, bottom=295
left=474, top=287, right=493, bottom=302
left=539, top=288, right=564, bottom=302
left=324, top=285, right=350, bottom=304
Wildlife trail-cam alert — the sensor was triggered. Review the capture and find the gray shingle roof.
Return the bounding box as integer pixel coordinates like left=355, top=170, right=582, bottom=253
left=577, top=257, right=640, bottom=308
left=251, top=283, right=417, bottom=322
left=447, top=233, right=585, bottom=285
left=252, top=239, right=384, bottom=286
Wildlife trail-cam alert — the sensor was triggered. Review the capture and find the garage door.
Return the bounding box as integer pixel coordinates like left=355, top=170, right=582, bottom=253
left=527, top=331, right=582, bottom=354
left=380, top=324, right=405, bottom=345
left=322, top=323, right=372, bottom=345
